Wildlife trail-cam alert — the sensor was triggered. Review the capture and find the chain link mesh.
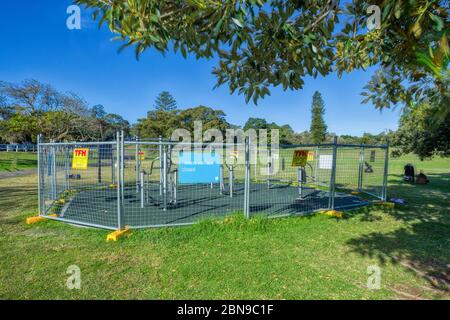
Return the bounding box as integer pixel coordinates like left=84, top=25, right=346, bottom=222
left=39, top=142, right=119, bottom=229
left=38, top=136, right=388, bottom=229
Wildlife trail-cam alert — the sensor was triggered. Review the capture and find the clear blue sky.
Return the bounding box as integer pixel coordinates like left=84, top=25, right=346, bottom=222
left=0, top=1, right=402, bottom=136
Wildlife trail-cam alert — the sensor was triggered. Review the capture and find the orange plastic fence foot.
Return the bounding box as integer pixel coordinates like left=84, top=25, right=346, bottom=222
left=319, top=210, right=343, bottom=218
left=106, top=227, right=131, bottom=242
left=26, top=214, right=59, bottom=225
left=26, top=216, right=46, bottom=224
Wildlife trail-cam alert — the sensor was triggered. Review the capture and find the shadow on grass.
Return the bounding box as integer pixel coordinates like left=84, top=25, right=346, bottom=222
left=0, top=183, right=37, bottom=220
left=345, top=173, right=450, bottom=292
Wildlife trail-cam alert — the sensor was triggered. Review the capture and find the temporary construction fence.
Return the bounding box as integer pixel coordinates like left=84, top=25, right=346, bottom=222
left=37, top=132, right=389, bottom=230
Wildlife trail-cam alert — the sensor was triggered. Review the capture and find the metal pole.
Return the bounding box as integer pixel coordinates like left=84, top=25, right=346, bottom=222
left=173, top=170, right=177, bottom=204
left=358, top=146, right=364, bottom=191
left=98, top=145, right=102, bottom=184
left=254, top=144, right=258, bottom=180
left=219, top=165, right=224, bottom=195
left=244, top=139, right=248, bottom=218
left=146, top=172, right=150, bottom=203
left=229, top=167, right=233, bottom=198
left=159, top=136, right=163, bottom=196
left=298, top=167, right=302, bottom=198
left=51, top=140, right=57, bottom=200
left=210, top=145, right=213, bottom=189
left=135, top=136, right=139, bottom=193
left=163, top=144, right=167, bottom=211
left=50, top=141, right=53, bottom=199
left=267, top=149, right=271, bottom=189
left=328, top=136, right=338, bottom=210
left=244, top=136, right=251, bottom=218
left=315, top=146, right=320, bottom=188
left=140, top=171, right=144, bottom=208
left=120, top=131, right=125, bottom=205
left=116, top=131, right=122, bottom=229
left=382, top=143, right=389, bottom=201
left=168, top=168, right=173, bottom=200
left=111, top=144, right=115, bottom=184
left=37, top=134, right=42, bottom=216
left=65, top=145, right=70, bottom=191
left=167, top=144, right=173, bottom=202
left=40, top=136, right=46, bottom=214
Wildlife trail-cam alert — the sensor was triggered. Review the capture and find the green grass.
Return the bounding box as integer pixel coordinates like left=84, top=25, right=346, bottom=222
left=0, top=154, right=449, bottom=299
left=0, top=152, right=37, bottom=172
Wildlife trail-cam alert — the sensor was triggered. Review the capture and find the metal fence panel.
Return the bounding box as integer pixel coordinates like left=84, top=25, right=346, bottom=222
left=37, top=135, right=389, bottom=230
left=121, top=141, right=247, bottom=227
left=39, top=141, right=118, bottom=229
left=249, top=144, right=334, bottom=217
left=361, top=146, right=386, bottom=199
left=333, top=145, right=387, bottom=206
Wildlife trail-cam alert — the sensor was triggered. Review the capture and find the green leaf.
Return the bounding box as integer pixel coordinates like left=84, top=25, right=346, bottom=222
left=429, top=13, right=444, bottom=31
left=394, top=0, right=403, bottom=19
left=181, top=45, right=187, bottom=58
left=411, top=20, right=422, bottom=38
left=232, top=18, right=243, bottom=28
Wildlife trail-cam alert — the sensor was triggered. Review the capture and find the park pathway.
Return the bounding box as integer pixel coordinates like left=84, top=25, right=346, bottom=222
left=0, top=169, right=36, bottom=179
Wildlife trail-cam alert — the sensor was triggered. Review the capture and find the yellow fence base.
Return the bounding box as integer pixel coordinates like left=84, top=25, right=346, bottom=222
left=26, top=216, right=46, bottom=224
left=319, top=210, right=343, bottom=218
left=26, top=214, right=58, bottom=225
left=106, top=227, right=131, bottom=242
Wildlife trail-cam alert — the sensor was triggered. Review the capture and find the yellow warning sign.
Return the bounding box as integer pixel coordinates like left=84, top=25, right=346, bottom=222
left=292, top=149, right=309, bottom=167
left=307, top=151, right=314, bottom=161
left=72, top=148, right=89, bottom=170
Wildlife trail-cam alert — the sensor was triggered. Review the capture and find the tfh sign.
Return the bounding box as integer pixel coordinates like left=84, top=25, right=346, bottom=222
left=72, top=148, right=89, bottom=170
left=292, top=150, right=309, bottom=167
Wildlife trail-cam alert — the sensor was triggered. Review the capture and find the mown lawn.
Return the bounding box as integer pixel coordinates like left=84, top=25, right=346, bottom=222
left=0, top=154, right=448, bottom=299
left=0, top=152, right=37, bottom=172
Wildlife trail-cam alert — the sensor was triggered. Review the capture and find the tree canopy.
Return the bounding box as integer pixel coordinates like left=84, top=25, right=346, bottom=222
left=394, top=101, right=450, bottom=159
left=154, top=91, right=178, bottom=111
left=134, top=105, right=230, bottom=139
left=243, top=117, right=270, bottom=131
left=76, top=0, right=448, bottom=109
left=243, top=117, right=296, bottom=145
left=0, top=79, right=129, bottom=143
left=73, top=0, right=449, bottom=157
left=310, top=91, right=327, bottom=144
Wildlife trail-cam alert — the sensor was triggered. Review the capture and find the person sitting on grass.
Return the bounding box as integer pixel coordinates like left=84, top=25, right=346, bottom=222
left=416, top=171, right=430, bottom=185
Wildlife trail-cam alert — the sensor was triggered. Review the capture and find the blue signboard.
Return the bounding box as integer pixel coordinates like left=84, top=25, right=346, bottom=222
left=178, top=151, right=221, bottom=184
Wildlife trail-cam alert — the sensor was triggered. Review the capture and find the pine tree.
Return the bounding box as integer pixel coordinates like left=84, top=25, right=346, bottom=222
left=310, top=91, right=327, bottom=144
left=154, top=91, right=177, bottom=111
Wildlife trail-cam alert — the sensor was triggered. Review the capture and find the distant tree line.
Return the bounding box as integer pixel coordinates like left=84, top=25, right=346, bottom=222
left=0, top=79, right=130, bottom=143
left=0, top=81, right=394, bottom=147
left=136, top=91, right=393, bottom=147
left=0, top=80, right=444, bottom=159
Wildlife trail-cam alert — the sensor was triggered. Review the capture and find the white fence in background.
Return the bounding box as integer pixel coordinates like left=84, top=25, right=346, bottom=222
left=0, top=144, right=37, bottom=152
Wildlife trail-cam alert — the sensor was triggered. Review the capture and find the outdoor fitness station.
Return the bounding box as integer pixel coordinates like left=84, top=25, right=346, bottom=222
left=34, top=132, right=389, bottom=231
